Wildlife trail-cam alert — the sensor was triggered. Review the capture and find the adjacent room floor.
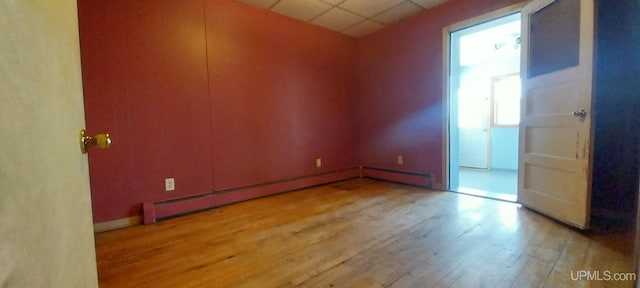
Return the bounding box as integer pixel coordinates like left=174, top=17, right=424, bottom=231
left=94, top=178, right=635, bottom=288
left=457, top=167, right=518, bottom=202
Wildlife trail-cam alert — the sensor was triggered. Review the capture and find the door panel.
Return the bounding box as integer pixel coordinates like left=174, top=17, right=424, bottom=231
left=458, top=75, right=490, bottom=169
left=0, top=1, right=98, bottom=287
left=528, top=0, right=580, bottom=77
left=518, top=0, right=594, bottom=229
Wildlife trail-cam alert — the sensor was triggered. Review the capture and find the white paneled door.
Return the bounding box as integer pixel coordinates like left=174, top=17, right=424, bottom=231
left=0, top=1, right=98, bottom=287
left=518, top=0, right=595, bottom=229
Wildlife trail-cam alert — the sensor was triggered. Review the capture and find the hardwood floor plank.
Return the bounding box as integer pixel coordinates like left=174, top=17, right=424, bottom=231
left=95, top=179, right=636, bottom=288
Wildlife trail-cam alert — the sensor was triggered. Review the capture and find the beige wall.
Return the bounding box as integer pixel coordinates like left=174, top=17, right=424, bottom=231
left=0, top=1, right=98, bottom=287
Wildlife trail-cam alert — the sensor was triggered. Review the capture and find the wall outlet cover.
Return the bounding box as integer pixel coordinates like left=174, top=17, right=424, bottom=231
left=165, top=178, right=175, bottom=191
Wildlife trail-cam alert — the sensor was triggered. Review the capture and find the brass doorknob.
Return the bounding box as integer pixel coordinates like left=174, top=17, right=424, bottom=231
left=80, top=129, right=111, bottom=154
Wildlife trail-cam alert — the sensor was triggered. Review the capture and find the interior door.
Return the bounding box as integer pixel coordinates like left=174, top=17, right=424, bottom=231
left=518, top=0, right=595, bottom=229
left=0, top=1, right=99, bottom=287
left=458, top=86, right=490, bottom=169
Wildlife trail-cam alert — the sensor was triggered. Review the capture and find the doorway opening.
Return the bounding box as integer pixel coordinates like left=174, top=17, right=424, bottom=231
left=448, top=12, right=521, bottom=202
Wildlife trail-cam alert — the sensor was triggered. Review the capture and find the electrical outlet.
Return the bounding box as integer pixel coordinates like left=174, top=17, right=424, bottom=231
left=316, top=158, right=322, bottom=167
left=165, top=178, right=175, bottom=191
left=397, top=155, right=404, bottom=165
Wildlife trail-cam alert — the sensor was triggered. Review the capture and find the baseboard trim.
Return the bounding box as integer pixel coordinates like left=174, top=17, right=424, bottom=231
left=105, top=167, right=436, bottom=229
left=143, top=168, right=360, bottom=224
left=362, top=167, right=432, bottom=188
left=94, top=216, right=141, bottom=233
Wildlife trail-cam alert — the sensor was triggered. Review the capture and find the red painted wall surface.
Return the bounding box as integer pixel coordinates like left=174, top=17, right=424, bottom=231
left=79, top=0, right=357, bottom=222
left=79, top=0, right=213, bottom=222
left=356, top=0, right=522, bottom=188
left=206, top=0, right=358, bottom=190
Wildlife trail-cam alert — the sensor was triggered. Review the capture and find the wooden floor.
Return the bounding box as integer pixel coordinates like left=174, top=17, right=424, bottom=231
left=95, top=179, right=636, bottom=288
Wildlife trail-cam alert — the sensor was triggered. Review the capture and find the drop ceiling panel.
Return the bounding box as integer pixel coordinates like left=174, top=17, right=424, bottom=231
left=343, top=20, right=385, bottom=38
left=234, top=0, right=450, bottom=37
left=339, top=0, right=405, bottom=18
left=373, top=1, right=423, bottom=25
left=272, top=0, right=332, bottom=21
left=320, top=0, right=345, bottom=5
left=311, top=8, right=366, bottom=32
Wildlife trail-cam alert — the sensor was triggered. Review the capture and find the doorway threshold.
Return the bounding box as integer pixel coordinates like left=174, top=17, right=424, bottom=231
left=453, top=187, right=517, bottom=202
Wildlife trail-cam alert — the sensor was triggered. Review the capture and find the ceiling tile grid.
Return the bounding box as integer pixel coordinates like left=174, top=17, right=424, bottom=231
left=339, top=0, right=406, bottom=18
left=271, top=0, right=333, bottom=21
left=311, top=8, right=365, bottom=32
left=235, top=0, right=450, bottom=38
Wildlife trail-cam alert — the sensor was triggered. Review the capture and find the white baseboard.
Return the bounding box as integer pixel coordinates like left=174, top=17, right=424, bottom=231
left=94, top=216, right=141, bottom=233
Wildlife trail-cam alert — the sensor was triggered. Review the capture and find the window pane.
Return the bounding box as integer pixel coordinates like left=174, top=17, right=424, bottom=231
left=493, top=74, right=521, bottom=126
left=529, top=0, right=580, bottom=78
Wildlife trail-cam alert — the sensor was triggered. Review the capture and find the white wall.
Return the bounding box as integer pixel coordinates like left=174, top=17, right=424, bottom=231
left=491, top=127, right=519, bottom=170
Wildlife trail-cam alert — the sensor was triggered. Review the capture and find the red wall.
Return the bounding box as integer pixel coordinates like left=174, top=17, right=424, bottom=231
left=206, top=0, right=358, bottom=190
left=79, top=0, right=213, bottom=222
left=79, top=0, right=357, bottom=223
left=80, top=0, right=523, bottom=223
left=356, top=0, right=522, bottom=188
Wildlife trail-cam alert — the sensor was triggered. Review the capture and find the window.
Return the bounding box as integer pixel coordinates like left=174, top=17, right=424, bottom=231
left=491, top=74, right=521, bottom=126
left=528, top=0, right=580, bottom=78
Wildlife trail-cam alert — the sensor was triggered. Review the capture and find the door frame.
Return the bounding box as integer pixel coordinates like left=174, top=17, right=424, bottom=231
left=441, top=2, right=525, bottom=191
